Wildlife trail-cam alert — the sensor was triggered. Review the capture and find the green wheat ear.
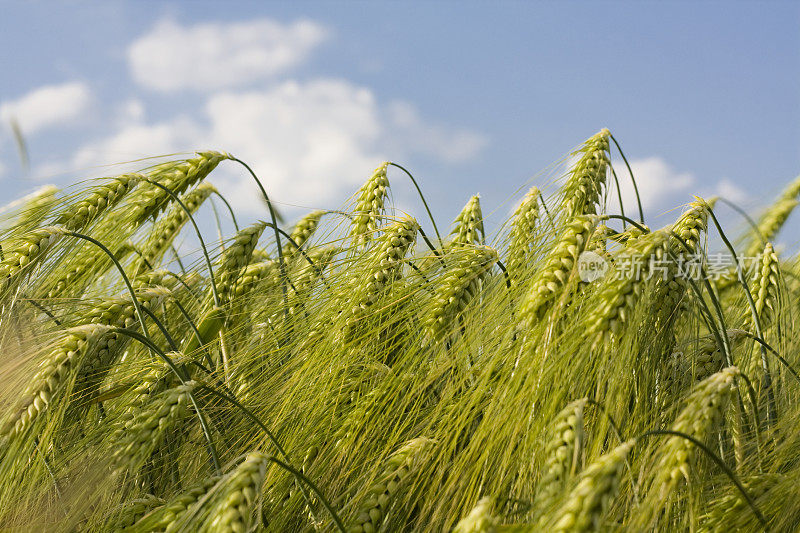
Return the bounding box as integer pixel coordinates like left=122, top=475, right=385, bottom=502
left=649, top=368, right=739, bottom=507
left=518, top=214, right=598, bottom=325
left=559, top=128, right=610, bottom=218
left=284, top=209, right=325, bottom=258
left=746, top=241, right=780, bottom=331
left=111, top=381, right=199, bottom=479
left=451, top=195, right=485, bottom=247
left=351, top=162, right=391, bottom=246
left=0, top=226, right=67, bottom=291
left=423, top=246, right=498, bottom=343
left=133, top=182, right=216, bottom=274
left=452, top=497, right=496, bottom=533
left=506, top=187, right=540, bottom=282
left=15, top=185, right=59, bottom=228
left=547, top=440, right=636, bottom=533
left=0, top=323, right=111, bottom=446
left=536, top=398, right=588, bottom=510
left=347, top=437, right=433, bottom=533
left=216, top=221, right=267, bottom=304
left=203, top=452, right=269, bottom=533
left=586, top=229, right=671, bottom=345
left=345, top=217, right=419, bottom=337
left=56, top=174, right=140, bottom=232
left=745, top=174, right=800, bottom=257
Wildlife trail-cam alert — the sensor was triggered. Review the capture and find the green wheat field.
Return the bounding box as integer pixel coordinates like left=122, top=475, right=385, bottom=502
left=0, top=129, right=797, bottom=531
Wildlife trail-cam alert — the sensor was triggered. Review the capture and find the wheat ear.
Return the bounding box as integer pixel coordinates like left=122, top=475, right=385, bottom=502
left=537, top=399, right=587, bottom=508
left=0, top=226, right=67, bottom=290
left=284, top=210, right=325, bottom=258
left=56, top=173, right=139, bottom=231
left=217, top=221, right=268, bottom=304
left=135, top=182, right=216, bottom=272
left=548, top=440, right=636, bottom=533
left=132, top=151, right=228, bottom=223
left=451, top=195, right=485, bottom=246
left=651, top=367, right=739, bottom=502
left=423, top=246, right=498, bottom=342
left=203, top=451, right=269, bottom=533
left=346, top=217, right=419, bottom=332
left=586, top=229, right=670, bottom=344
left=111, top=381, right=198, bottom=477
left=0, top=324, right=111, bottom=445
left=351, top=162, right=390, bottom=246
left=506, top=187, right=540, bottom=280
left=453, top=496, right=496, bottom=533
left=560, top=129, right=610, bottom=218
left=745, top=174, right=800, bottom=257
left=348, top=437, right=433, bottom=533
left=518, top=215, right=598, bottom=325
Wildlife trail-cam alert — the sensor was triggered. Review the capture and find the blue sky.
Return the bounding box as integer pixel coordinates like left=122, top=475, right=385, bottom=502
left=1, top=1, right=798, bottom=245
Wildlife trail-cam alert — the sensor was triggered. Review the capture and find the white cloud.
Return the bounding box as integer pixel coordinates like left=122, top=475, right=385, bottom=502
left=72, top=116, right=201, bottom=170
left=713, top=178, right=748, bottom=205
left=613, top=156, right=695, bottom=215
left=607, top=158, right=755, bottom=221
left=117, top=99, right=146, bottom=126
left=0, top=82, right=91, bottom=135
left=67, top=79, right=486, bottom=215
left=201, top=80, right=383, bottom=210
left=386, top=101, right=488, bottom=163
left=128, top=18, right=327, bottom=92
